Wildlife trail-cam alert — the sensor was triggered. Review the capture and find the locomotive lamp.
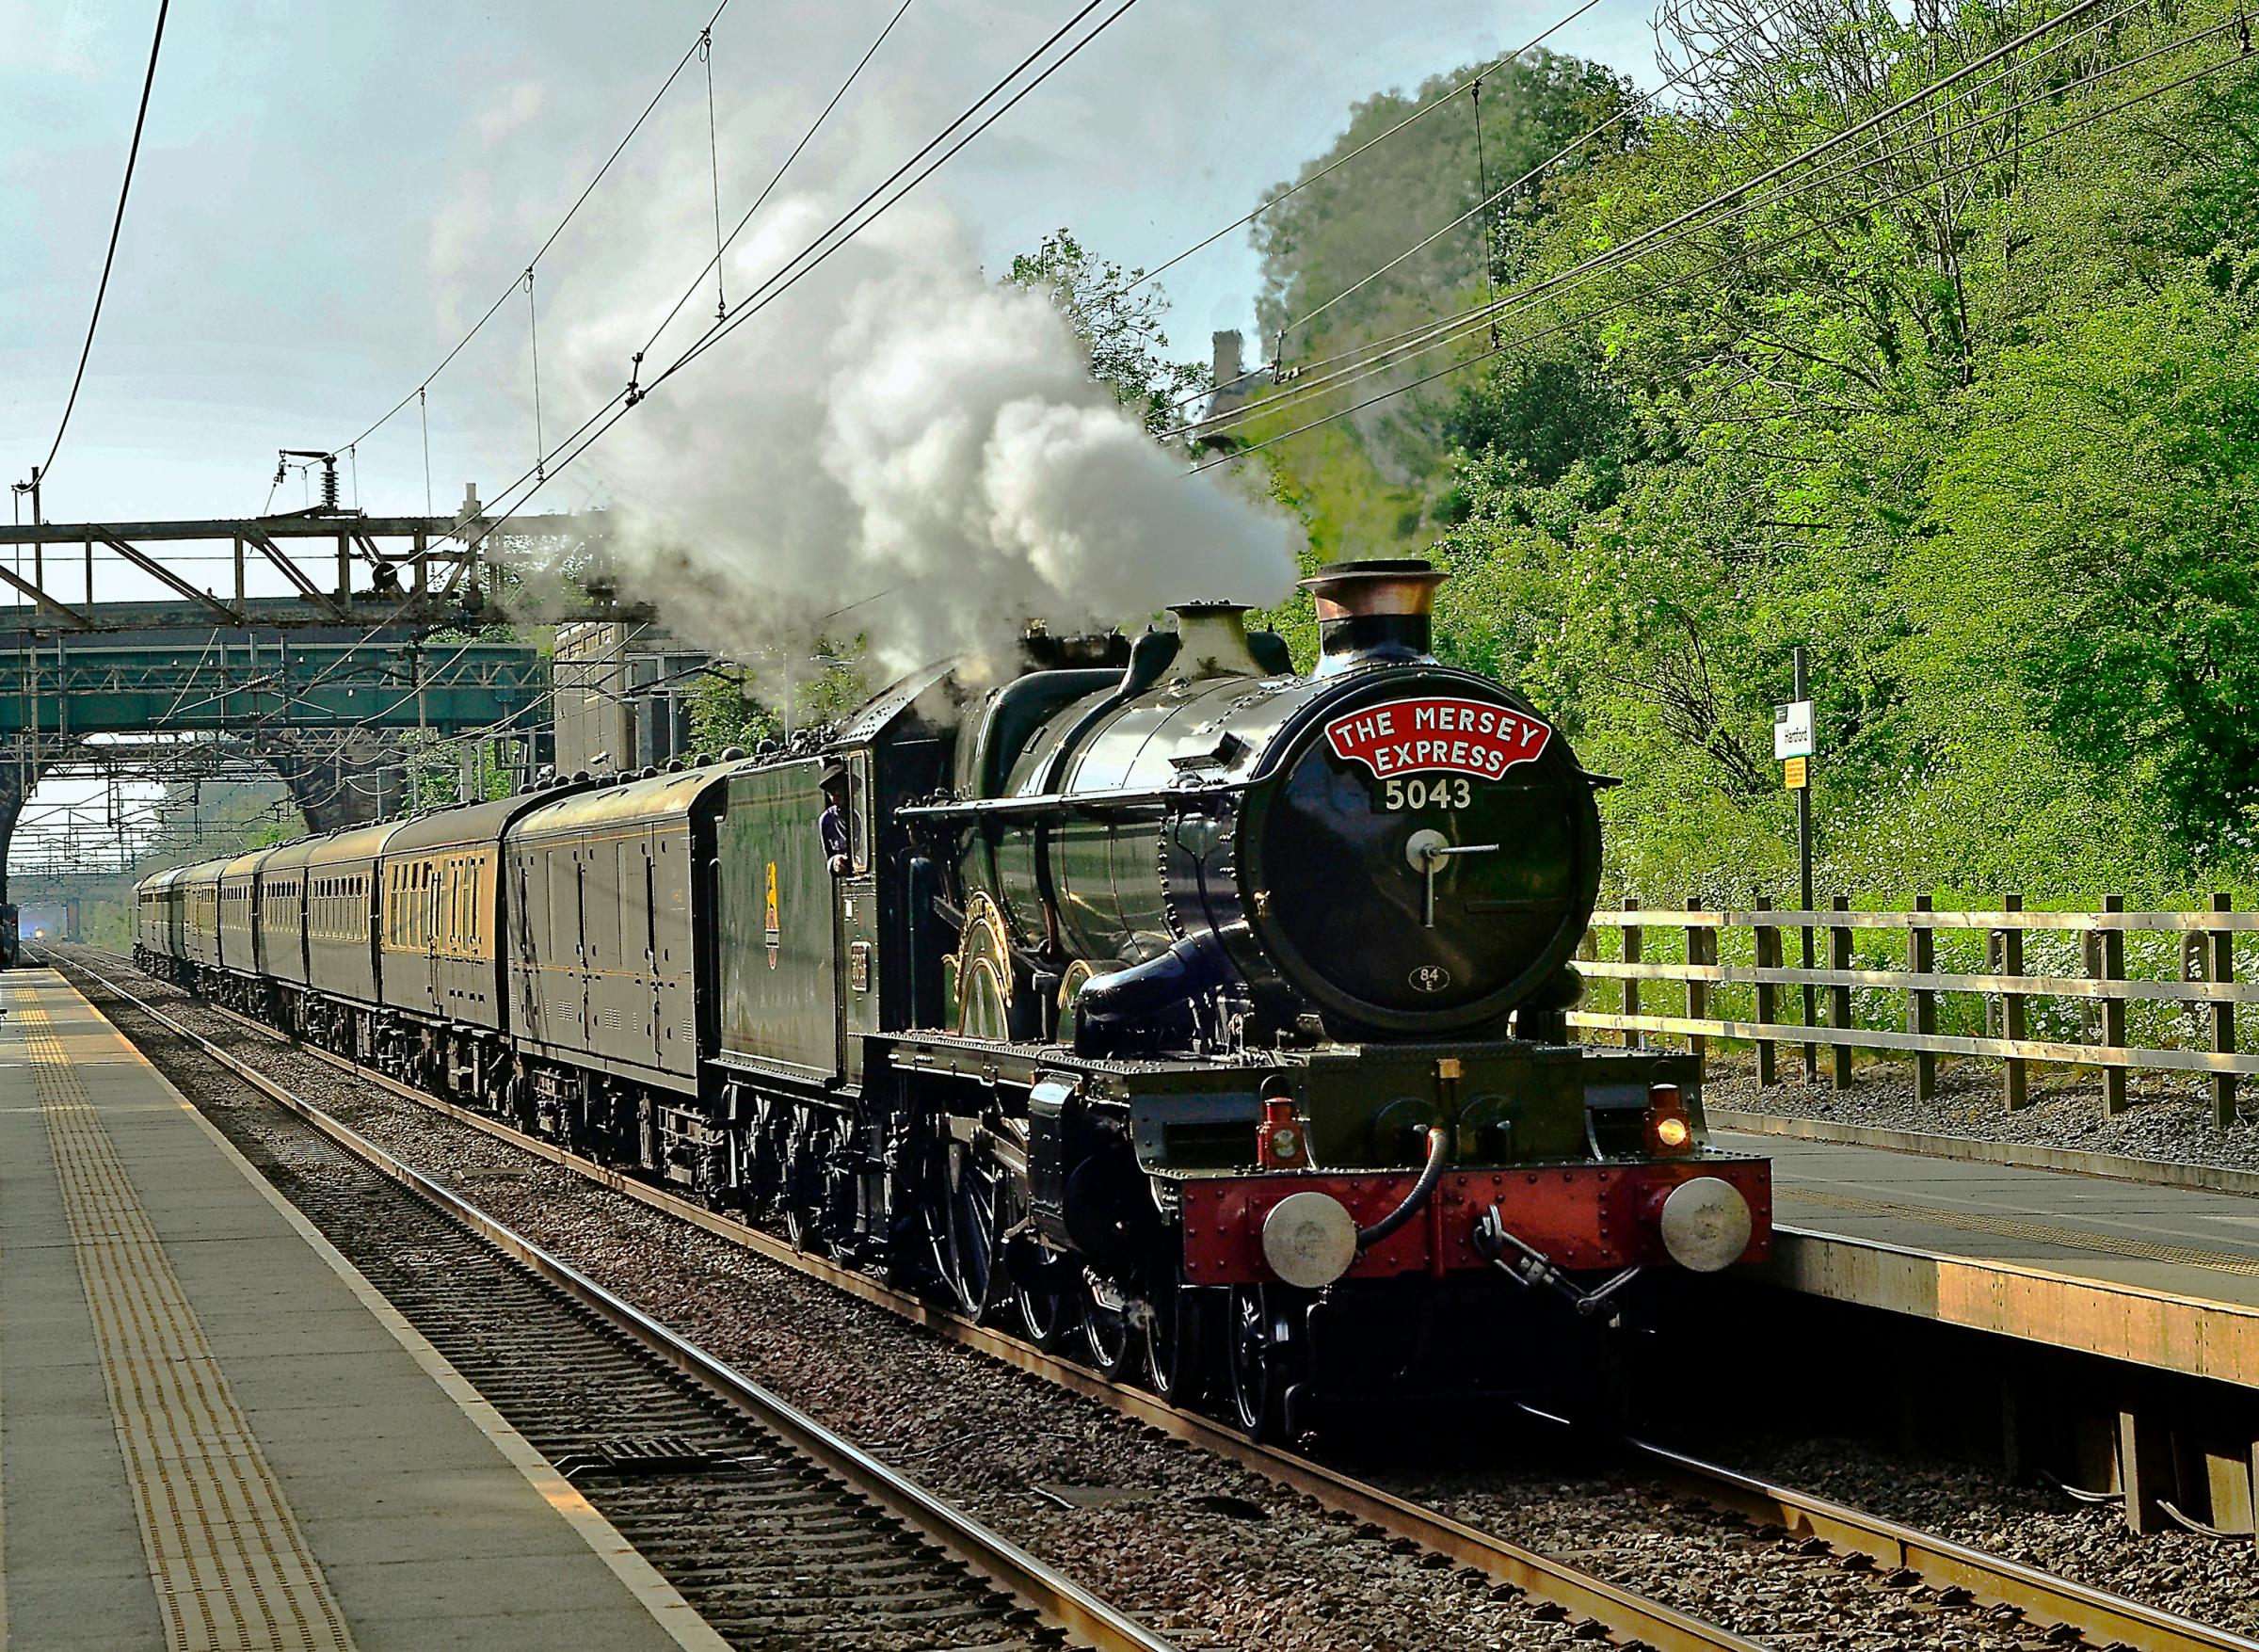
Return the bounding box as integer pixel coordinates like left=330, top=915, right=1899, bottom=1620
left=1645, top=1083, right=1695, bottom=1154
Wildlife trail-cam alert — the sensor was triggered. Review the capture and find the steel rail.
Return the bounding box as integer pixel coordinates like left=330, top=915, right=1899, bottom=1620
left=1622, top=1436, right=2259, bottom=1652
left=75, top=947, right=2254, bottom=1652
left=56, top=954, right=1178, bottom=1652
left=61, top=949, right=1765, bottom=1652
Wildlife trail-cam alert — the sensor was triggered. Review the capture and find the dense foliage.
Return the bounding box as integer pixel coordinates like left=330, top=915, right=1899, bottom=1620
left=1231, top=0, right=2259, bottom=903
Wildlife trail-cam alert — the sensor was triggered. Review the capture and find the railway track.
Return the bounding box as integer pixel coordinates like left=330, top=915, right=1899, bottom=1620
left=59, top=947, right=2259, bottom=1652
left=50, top=952, right=1172, bottom=1652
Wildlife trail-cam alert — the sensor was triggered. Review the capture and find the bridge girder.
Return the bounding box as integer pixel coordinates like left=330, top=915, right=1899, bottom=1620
left=0, top=502, right=647, bottom=635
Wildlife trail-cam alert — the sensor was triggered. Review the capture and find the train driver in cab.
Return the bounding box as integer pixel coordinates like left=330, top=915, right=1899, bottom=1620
left=820, top=762, right=853, bottom=876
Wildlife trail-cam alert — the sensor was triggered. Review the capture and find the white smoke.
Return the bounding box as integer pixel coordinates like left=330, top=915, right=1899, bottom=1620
left=541, top=195, right=1303, bottom=685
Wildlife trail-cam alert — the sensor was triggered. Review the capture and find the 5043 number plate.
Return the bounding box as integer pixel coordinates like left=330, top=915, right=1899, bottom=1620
left=1374, top=776, right=1473, bottom=811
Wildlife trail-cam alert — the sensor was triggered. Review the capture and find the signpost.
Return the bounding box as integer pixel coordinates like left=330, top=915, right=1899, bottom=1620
left=1777, top=657, right=1817, bottom=1079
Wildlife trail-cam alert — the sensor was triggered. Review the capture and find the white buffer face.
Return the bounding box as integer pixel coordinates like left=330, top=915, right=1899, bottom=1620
left=1658, top=1177, right=1754, bottom=1273
left=1261, top=1191, right=1360, bottom=1289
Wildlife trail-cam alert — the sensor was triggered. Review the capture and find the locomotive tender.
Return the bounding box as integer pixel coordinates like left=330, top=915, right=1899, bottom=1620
left=136, top=558, right=1770, bottom=1435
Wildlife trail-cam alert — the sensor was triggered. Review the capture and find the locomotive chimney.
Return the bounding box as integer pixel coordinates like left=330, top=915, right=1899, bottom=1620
left=1165, top=601, right=1265, bottom=682
left=1300, top=558, right=1446, bottom=675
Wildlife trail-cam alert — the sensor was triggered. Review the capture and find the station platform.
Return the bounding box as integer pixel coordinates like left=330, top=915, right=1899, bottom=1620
left=0, top=969, right=726, bottom=1652
left=1723, top=1128, right=2259, bottom=1390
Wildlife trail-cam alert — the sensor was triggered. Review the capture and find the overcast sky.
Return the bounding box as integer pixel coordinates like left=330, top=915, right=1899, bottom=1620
left=1, top=0, right=1668, bottom=534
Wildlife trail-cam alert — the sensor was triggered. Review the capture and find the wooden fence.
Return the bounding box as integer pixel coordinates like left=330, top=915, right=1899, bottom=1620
left=1571, top=897, right=2255, bottom=1127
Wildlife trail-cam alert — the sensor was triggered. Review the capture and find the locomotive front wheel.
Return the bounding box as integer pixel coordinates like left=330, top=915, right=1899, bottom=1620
left=1016, top=1278, right=1070, bottom=1350
left=942, top=1141, right=1006, bottom=1320
left=1225, top=1284, right=1296, bottom=1442
left=1080, top=1278, right=1139, bottom=1380
left=1145, top=1275, right=1210, bottom=1405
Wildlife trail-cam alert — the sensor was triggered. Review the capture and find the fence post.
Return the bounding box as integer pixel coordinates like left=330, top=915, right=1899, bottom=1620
left=1754, top=894, right=1780, bottom=1087
left=1829, top=895, right=1852, bottom=1090
left=2002, top=892, right=2028, bottom=1112
left=1622, top=898, right=1643, bottom=1050
left=2097, top=895, right=2128, bottom=1115
left=1909, top=895, right=1937, bottom=1102
left=2214, top=893, right=2237, bottom=1130
left=1686, top=898, right=1709, bottom=1067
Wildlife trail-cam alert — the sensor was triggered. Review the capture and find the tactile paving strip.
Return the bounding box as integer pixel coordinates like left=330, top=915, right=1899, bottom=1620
left=20, top=994, right=356, bottom=1652
left=1786, top=1185, right=2259, bottom=1277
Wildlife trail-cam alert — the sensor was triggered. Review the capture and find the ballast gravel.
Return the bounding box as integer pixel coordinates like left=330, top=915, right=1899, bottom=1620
left=1727, top=1435, right=2259, bottom=1639
left=70, top=951, right=2259, bottom=1650
left=1705, top=1055, right=2259, bottom=1177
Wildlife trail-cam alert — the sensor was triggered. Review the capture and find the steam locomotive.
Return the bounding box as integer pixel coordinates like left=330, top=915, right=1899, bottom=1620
left=135, top=558, right=1770, bottom=1437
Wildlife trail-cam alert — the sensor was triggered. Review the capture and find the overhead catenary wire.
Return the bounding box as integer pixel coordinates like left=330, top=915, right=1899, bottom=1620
left=1182, top=0, right=2157, bottom=442
left=1191, top=26, right=2257, bottom=473
left=1231, top=0, right=2128, bottom=419
left=654, top=0, right=1140, bottom=389
left=633, top=0, right=921, bottom=371
left=334, top=0, right=734, bottom=457
left=26, top=0, right=170, bottom=489
left=1190, top=20, right=2196, bottom=449
left=1201, top=0, right=1806, bottom=404
left=437, top=0, right=1143, bottom=570
left=700, top=27, right=728, bottom=319
left=1115, top=0, right=1611, bottom=303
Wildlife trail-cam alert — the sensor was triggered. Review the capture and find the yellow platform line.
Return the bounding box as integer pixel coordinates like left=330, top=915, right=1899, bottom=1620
left=20, top=993, right=354, bottom=1652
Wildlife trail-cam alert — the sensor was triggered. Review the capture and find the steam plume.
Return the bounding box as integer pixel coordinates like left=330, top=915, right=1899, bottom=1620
left=546, top=199, right=1302, bottom=684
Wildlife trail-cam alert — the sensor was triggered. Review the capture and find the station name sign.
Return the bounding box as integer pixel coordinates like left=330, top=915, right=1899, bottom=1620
left=1323, top=697, right=1552, bottom=779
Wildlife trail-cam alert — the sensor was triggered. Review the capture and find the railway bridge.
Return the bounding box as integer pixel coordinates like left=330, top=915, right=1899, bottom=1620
left=0, top=499, right=651, bottom=893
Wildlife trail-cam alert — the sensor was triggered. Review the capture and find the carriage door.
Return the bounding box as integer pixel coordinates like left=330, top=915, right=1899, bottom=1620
left=641, top=838, right=663, bottom=1067
left=512, top=852, right=538, bottom=1037
left=423, top=861, right=440, bottom=1010
left=837, top=752, right=880, bottom=1084
left=573, top=856, right=592, bottom=1046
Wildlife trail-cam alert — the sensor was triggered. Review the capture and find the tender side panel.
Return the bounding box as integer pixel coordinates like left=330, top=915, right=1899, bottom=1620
left=715, top=762, right=839, bottom=1081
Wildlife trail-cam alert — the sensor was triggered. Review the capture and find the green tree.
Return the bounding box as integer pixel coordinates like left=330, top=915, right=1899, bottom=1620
left=1233, top=50, right=1639, bottom=562
left=1289, top=0, right=2259, bottom=898
left=1004, top=229, right=1209, bottom=436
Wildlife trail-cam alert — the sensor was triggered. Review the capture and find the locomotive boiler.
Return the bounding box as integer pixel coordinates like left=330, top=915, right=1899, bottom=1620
left=136, top=557, right=1770, bottom=1439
